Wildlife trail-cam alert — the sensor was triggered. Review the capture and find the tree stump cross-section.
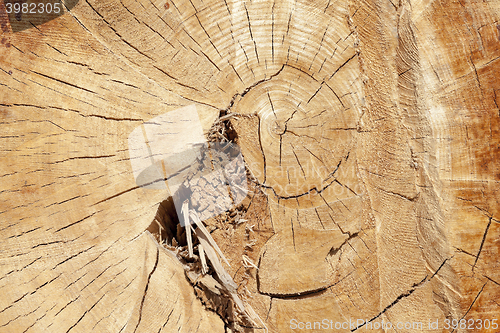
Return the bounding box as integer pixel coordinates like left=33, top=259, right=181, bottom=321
left=1, top=0, right=500, bottom=332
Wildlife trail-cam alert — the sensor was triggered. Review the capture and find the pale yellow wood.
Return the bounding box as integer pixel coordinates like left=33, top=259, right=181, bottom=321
left=1, top=0, right=499, bottom=332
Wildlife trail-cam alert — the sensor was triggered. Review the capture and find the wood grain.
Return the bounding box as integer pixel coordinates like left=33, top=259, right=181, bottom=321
left=1, top=0, right=499, bottom=332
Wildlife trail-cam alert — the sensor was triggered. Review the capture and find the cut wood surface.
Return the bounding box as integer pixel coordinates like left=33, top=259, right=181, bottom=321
left=0, top=0, right=499, bottom=332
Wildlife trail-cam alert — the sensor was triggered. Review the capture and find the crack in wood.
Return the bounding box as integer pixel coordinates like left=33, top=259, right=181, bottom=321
left=254, top=157, right=345, bottom=201
left=133, top=247, right=159, bottom=333
left=66, top=293, right=106, bottom=333
left=450, top=282, right=487, bottom=333
left=351, top=257, right=451, bottom=332
left=472, top=217, right=492, bottom=270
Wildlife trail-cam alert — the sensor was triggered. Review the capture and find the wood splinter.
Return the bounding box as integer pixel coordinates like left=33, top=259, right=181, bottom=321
left=181, top=200, right=194, bottom=258
left=181, top=200, right=267, bottom=332
left=198, top=243, right=208, bottom=274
